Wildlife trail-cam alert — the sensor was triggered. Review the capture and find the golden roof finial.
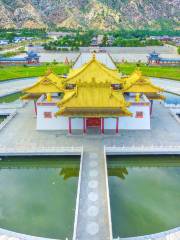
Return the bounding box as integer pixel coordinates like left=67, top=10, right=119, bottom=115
left=135, top=67, right=142, bottom=76
left=92, top=52, right=96, bottom=60
left=46, top=69, right=53, bottom=76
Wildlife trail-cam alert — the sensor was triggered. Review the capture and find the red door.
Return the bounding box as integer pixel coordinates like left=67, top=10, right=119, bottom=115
left=86, top=118, right=101, bottom=128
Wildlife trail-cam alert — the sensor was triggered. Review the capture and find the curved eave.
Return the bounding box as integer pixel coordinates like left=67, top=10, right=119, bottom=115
left=55, top=107, right=132, bottom=117
left=21, top=93, right=41, bottom=100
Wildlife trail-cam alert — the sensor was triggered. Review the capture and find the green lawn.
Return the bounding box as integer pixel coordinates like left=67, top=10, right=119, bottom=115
left=0, top=92, right=23, bottom=103
left=0, top=64, right=70, bottom=81
left=0, top=62, right=179, bottom=82
left=117, top=63, right=180, bottom=81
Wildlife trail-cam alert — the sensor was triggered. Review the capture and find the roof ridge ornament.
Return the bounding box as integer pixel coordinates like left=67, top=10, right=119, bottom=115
left=92, top=53, right=96, bottom=60
left=45, top=69, right=53, bottom=76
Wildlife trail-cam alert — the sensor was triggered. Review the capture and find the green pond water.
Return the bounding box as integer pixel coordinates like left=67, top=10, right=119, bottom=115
left=107, top=156, right=180, bottom=238
left=0, top=116, right=6, bottom=123
left=0, top=157, right=80, bottom=240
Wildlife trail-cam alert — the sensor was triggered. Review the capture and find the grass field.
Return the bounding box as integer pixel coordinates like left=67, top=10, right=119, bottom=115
left=117, top=63, right=180, bottom=81
left=0, top=62, right=179, bottom=81
left=0, top=92, right=23, bottom=103
left=0, top=64, right=70, bottom=81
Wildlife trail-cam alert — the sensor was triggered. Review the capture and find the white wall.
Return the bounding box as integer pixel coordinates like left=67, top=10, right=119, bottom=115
left=104, top=118, right=116, bottom=130
left=71, top=118, right=83, bottom=130
left=119, top=105, right=150, bottom=130
left=36, top=104, right=150, bottom=131
left=37, top=105, right=68, bottom=130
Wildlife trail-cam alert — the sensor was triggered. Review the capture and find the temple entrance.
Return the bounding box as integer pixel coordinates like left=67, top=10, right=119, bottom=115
left=86, top=118, right=101, bottom=134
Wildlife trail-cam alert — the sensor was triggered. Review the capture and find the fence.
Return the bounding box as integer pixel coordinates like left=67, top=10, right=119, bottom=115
left=106, top=145, right=180, bottom=155
left=0, top=146, right=83, bottom=156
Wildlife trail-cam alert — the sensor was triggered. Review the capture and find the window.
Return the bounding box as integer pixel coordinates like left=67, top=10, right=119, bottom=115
left=66, top=84, right=76, bottom=90
left=44, top=112, right=52, bottom=118
left=111, top=84, right=122, bottom=90
left=136, top=111, right=143, bottom=118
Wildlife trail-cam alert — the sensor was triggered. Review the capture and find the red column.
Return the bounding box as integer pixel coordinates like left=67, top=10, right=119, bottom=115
left=83, top=117, right=86, bottom=134
left=101, top=118, right=104, bottom=134
left=68, top=117, right=72, bottom=134
left=116, top=117, right=119, bottom=134
left=34, top=100, right=37, bottom=116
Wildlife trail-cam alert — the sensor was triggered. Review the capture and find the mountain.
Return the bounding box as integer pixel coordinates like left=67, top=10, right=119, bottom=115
left=0, top=0, right=179, bottom=30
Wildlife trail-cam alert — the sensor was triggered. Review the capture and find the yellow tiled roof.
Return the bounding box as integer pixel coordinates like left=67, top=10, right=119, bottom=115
left=123, top=69, right=164, bottom=93
left=23, top=71, right=64, bottom=94
left=56, top=83, right=131, bottom=117
left=65, top=54, right=123, bottom=85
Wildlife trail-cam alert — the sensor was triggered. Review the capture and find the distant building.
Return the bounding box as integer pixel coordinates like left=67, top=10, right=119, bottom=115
left=0, top=40, right=9, bottom=45
left=147, top=51, right=180, bottom=66
left=0, top=51, right=40, bottom=65
left=107, top=35, right=115, bottom=46
left=47, top=32, right=75, bottom=40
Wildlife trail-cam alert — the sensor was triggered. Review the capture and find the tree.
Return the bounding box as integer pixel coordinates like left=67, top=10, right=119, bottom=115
left=178, top=46, right=180, bottom=55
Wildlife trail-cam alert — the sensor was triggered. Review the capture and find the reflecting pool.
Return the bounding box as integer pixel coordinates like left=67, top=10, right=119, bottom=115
left=107, top=156, right=180, bottom=238
left=0, top=157, right=80, bottom=239
left=0, top=116, right=6, bottom=123
left=164, top=92, right=180, bottom=105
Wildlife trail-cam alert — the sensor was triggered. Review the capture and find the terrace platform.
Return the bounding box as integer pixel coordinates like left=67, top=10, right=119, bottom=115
left=0, top=100, right=180, bottom=240
left=0, top=101, right=179, bottom=153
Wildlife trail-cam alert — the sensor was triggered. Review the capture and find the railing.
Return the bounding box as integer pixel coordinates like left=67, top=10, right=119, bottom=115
left=0, top=146, right=83, bottom=156
left=73, top=146, right=84, bottom=240
left=164, top=103, right=180, bottom=108
left=114, top=227, right=180, bottom=240
left=104, top=146, right=113, bottom=240
left=106, top=145, right=180, bottom=154
left=0, top=227, right=61, bottom=240
left=0, top=111, right=17, bottom=131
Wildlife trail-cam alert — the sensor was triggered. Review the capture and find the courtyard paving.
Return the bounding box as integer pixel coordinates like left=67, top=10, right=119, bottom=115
left=0, top=101, right=179, bottom=151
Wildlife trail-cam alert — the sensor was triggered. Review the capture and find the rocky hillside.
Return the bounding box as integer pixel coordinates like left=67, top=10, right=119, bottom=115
left=0, top=0, right=179, bottom=30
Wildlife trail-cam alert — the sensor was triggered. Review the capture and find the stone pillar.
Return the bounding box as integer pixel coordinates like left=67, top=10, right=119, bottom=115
left=83, top=117, right=86, bottom=134
left=68, top=117, right=72, bottom=134
left=34, top=100, right=37, bottom=116
left=101, top=118, right=104, bottom=134
left=116, top=117, right=119, bottom=134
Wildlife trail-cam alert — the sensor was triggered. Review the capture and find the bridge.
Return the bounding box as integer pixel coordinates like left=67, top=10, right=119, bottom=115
left=73, top=144, right=112, bottom=240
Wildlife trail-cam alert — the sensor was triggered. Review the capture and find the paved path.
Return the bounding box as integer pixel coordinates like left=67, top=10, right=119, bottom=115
left=73, top=53, right=117, bottom=69
left=152, top=78, right=180, bottom=95
left=74, top=144, right=112, bottom=240
left=0, top=77, right=37, bottom=97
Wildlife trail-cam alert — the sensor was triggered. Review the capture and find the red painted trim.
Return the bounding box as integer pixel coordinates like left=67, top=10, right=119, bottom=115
left=101, top=118, right=104, bottom=134
left=37, top=102, right=56, bottom=106
left=116, top=117, right=119, bottom=134
left=68, top=117, right=72, bottom=134
left=83, top=117, right=86, bottom=134
left=131, top=102, right=150, bottom=106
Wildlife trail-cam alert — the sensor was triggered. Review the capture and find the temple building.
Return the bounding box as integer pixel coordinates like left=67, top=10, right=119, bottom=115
left=22, top=54, right=164, bottom=134
left=0, top=51, right=40, bottom=66
left=147, top=51, right=180, bottom=66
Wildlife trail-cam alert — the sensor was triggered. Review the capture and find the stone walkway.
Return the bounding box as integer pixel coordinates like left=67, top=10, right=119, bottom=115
left=152, top=78, right=180, bottom=95
left=73, top=53, right=117, bottom=69
left=0, top=78, right=36, bottom=97
left=74, top=144, right=112, bottom=240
